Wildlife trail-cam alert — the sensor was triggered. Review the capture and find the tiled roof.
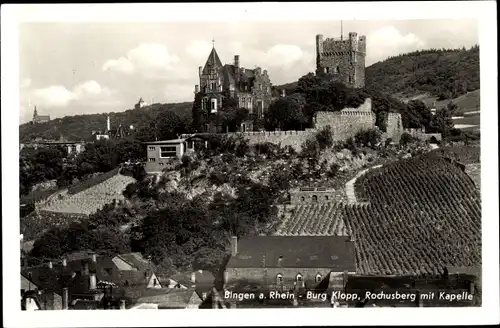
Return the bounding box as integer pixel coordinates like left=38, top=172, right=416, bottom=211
left=226, top=236, right=356, bottom=271
left=202, top=48, right=223, bottom=75
left=169, top=270, right=215, bottom=298
left=115, top=253, right=150, bottom=271
left=120, top=286, right=198, bottom=309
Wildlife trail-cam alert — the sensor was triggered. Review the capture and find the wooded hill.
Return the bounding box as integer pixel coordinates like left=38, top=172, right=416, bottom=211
left=19, top=102, right=192, bottom=143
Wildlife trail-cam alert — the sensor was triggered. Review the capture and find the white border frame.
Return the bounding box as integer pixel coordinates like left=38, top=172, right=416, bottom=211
left=2, top=2, right=498, bottom=327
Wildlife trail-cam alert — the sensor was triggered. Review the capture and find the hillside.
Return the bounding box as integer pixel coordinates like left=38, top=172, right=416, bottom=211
left=19, top=102, right=192, bottom=142
left=366, top=46, right=480, bottom=99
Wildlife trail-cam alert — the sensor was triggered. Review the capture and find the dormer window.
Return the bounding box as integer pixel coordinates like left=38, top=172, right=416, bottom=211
left=296, top=273, right=303, bottom=282
left=315, top=273, right=322, bottom=283
left=276, top=274, right=283, bottom=283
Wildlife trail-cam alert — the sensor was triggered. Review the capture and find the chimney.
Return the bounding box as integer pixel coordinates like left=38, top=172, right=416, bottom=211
left=48, top=261, right=53, bottom=269
left=198, top=66, right=202, bottom=77
left=107, top=116, right=111, bottom=131
left=89, top=273, right=97, bottom=290
left=120, top=300, right=126, bottom=310
left=62, top=258, right=67, bottom=267
left=62, top=287, right=68, bottom=310
left=234, top=55, right=240, bottom=68
left=195, top=85, right=200, bottom=93
left=231, top=236, right=238, bottom=256
left=191, top=272, right=196, bottom=287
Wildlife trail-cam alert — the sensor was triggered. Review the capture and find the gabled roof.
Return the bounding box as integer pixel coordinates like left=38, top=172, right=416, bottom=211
left=226, top=236, right=356, bottom=271
left=202, top=47, right=223, bottom=75
left=115, top=253, right=150, bottom=271
left=120, top=286, right=198, bottom=309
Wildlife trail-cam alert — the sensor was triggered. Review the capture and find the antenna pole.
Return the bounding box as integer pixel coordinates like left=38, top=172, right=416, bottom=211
left=341, top=21, right=343, bottom=40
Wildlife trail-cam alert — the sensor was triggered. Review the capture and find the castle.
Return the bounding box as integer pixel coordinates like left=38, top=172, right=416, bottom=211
left=316, top=32, right=366, bottom=88
left=194, top=42, right=273, bottom=132
left=32, top=106, right=51, bottom=124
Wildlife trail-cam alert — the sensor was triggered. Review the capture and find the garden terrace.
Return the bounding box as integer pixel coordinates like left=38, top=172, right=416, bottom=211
left=20, top=210, right=89, bottom=241
left=67, top=167, right=121, bottom=195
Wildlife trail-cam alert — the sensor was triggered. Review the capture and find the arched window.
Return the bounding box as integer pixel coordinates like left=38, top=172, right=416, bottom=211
left=296, top=273, right=303, bottom=282
left=312, top=195, right=318, bottom=202
left=325, top=196, right=329, bottom=201
left=276, top=274, right=283, bottom=284
left=301, top=196, right=305, bottom=202
left=315, top=273, right=322, bottom=283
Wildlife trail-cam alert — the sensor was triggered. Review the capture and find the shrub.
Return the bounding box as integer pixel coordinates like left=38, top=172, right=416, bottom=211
left=209, top=172, right=230, bottom=186
left=354, top=129, right=382, bottom=148
left=253, top=142, right=280, bottom=158
left=315, top=126, right=334, bottom=150
left=300, top=138, right=321, bottom=159
left=327, top=163, right=340, bottom=178
left=400, top=132, right=415, bottom=146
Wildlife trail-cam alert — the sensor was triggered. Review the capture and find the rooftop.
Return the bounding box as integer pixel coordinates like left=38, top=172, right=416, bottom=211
left=227, top=236, right=356, bottom=271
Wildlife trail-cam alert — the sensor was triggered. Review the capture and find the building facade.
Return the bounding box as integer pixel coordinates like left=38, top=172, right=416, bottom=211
left=194, top=44, right=273, bottom=131
left=316, top=32, right=366, bottom=88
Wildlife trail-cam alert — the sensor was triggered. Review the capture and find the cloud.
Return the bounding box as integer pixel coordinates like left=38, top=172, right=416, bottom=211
left=102, top=43, right=180, bottom=79
left=102, top=57, right=135, bottom=74
left=366, top=26, right=426, bottom=65
left=186, top=40, right=213, bottom=60
left=32, top=80, right=111, bottom=107
left=20, top=78, right=32, bottom=89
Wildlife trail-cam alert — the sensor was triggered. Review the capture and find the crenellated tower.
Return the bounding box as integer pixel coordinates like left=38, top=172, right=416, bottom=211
left=315, top=31, right=366, bottom=88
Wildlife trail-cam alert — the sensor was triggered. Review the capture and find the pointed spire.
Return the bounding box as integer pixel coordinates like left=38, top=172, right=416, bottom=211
left=340, top=21, right=343, bottom=40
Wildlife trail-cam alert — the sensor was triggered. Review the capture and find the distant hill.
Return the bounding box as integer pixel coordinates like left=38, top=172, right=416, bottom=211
left=365, top=46, right=480, bottom=99
left=399, top=89, right=480, bottom=114
left=19, top=102, right=192, bottom=142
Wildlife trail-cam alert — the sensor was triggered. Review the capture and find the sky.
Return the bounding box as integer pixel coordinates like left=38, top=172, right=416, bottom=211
left=18, top=19, right=479, bottom=123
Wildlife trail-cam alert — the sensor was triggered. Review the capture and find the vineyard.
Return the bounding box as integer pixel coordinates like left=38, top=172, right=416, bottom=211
left=275, top=203, right=348, bottom=236
left=432, top=146, right=481, bottom=164
left=20, top=210, right=89, bottom=241
left=349, top=153, right=481, bottom=275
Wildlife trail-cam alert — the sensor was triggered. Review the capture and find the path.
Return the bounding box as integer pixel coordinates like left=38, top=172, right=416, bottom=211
left=345, top=165, right=382, bottom=204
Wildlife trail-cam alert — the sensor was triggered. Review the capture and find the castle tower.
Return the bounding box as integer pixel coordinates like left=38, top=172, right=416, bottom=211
left=33, top=105, right=38, bottom=121
left=315, top=30, right=366, bottom=88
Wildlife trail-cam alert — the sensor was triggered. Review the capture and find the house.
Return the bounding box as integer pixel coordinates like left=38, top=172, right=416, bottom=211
left=223, top=235, right=356, bottom=307
left=194, top=43, right=273, bottom=132
left=20, top=266, right=69, bottom=310
left=144, top=135, right=209, bottom=173
left=134, top=97, right=148, bottom=109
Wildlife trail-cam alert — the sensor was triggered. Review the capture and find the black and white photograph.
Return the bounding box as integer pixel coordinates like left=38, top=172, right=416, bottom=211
left=2, top=2, right=498, bottom=327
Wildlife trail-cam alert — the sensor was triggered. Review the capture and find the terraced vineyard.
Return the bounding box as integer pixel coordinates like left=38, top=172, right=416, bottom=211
left=350, top=153, right=481, bottom=275
left=275, top=203, right=348, bottom=236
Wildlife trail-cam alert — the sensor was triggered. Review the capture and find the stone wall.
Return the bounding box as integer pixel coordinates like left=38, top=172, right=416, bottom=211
left=404, top=128, right=442, bottom=142
left=289, top=188, right=337, bottom=204
left=385, top=113, right=404, bottom=143
left=226, top=130, right=316, bottom=151
left=314, top=99, right=376, bottom=142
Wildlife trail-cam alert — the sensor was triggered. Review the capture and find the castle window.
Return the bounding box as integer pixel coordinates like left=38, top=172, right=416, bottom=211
left=153, top=279, right=158, bottom=286
left=277, top=274, right=283, bottom=283
left=315, top=274, right=322, bottom=283
left=325, top=67, right=330, bottom=74
left=301, top=196, right=305, bottom=202
left=312, top=195, right=318, bottom=202
left=325, top=196, right=329, bottom=201
left=148, top=158, right=156, bottom=162
left=335, top=66, right=340, bottom=73
left=348, top=76, right=352, bottom=84
left=296, top=273, right=303, bottom=282
left=211, top=82, right=216, bottom=92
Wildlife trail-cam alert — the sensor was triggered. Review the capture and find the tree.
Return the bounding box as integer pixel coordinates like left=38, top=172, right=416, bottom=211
left=403, top=100, right=433, bottom=130
left=430, top=101, right=458, bottom=138
left=400, top=132, right=414, bottom=146
left=265, top=94, right=306, bottom=131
